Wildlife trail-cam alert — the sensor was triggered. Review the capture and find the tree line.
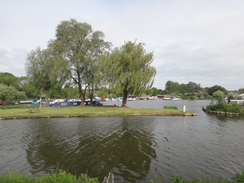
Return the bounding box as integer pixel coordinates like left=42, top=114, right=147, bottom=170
left=1, top=73, right=243, bottom=105
left=7, top=19, right=156, bottom=107
left=164, top=80, right=244, bottom=100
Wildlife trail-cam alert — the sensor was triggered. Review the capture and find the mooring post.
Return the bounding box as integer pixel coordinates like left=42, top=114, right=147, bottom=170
left=183, top=105, right=186, bottom=112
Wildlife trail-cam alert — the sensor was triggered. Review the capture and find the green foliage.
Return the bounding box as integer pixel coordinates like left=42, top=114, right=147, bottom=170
left=238, top=88, right=244, bottom=94
left=206, top=100, right=243, bottom=114
left=52, top=19, right=110, bottom=104
left=207, top=85, right=227, bottom=96
left=26, top=47, right=57, bottom=106
left=0, top=72, right=18, bottom=87
left=1, top=171, right=243, bottom=183
left=213, top=90, right=225, bottom=100
left=164, top=106, right=178, bottom=110
left=26, top=47, right=54, bottom=92
left=102, top=41, right=156, bottom=107
left=0, top=84, right=26, bottom=103
left=144, top=87, right=162, bottom=95
left=0, top=171, right=99, bottom=183
left=232, top=171, right=244, bottom=183
left=226, top=103, right=243, bottom=114
left=165, top=81, right=180, bottom=94
left=165, top=81, right=201, bottom=95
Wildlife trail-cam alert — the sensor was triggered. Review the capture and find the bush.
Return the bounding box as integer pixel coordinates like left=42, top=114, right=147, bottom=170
left=206, top=100, right=243, bottom=114
left=226, top=103, right=243, bottom=114
left=164, top=106, right=178, bottom=110
left=232, top=171, right=244, bottom=183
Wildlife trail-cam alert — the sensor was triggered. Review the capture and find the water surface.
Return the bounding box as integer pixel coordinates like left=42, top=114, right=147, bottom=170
left=0, top=100, right=243, bottom=182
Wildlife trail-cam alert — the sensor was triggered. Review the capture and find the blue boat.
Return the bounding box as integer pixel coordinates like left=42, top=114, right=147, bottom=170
left=50, top=101, right=81, bottom=107
left=50, top=101, right=101, bottom=107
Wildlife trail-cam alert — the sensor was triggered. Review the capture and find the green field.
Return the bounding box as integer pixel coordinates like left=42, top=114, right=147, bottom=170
left=0, top=106, right=196, bottom=120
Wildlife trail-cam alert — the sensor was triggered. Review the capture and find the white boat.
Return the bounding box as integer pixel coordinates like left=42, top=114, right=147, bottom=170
left=127, top=97, right=136, bottom=101
left=171, top=97, right=182, bottom=100
left=163, top=97, right=171, bottom=100
left=229, top=100, right=244, bottom=104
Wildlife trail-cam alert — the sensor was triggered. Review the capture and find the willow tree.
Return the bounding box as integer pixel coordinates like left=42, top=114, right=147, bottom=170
left=52, top=19, right=110, bottom=105
left=103, top=41, right=156, bottom=107
left=26, top=47, right=55, bottom=107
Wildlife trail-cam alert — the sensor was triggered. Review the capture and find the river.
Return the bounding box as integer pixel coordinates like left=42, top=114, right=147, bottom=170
left=0, top=100, right=243, bottom=182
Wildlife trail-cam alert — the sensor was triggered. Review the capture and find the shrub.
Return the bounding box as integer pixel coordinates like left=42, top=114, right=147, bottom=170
left=226, top=103, right=242, bottom=114
left=164, top=106, right=178, bottom=110
left=232, top=171, right=244, bottom=183
left=206, top=100, right=243, bottom=114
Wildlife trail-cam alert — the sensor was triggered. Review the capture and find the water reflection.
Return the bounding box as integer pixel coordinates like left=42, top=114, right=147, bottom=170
left=23, top=117, right=157, bottom=182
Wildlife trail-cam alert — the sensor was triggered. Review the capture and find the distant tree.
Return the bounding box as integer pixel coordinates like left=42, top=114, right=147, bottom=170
left=165, top=81, right=180, bottom=94
left=207, top=85, right=227, bottom=96
left=179, top=83, right=187, bottom=93
left=144, top=87, right=160, bottom=95
left=0, top=84, right=26, bottom=103
left=51, top=19, right=110, bottom=105
left=102, top=41, right=156, bottom=107
left=0, top=72, right=17, bottom=87
left=238, top=88, right=244, bottom=93
left=213, top=90, right=225, bottom=100
left=186, top=81, right=201, bottom=93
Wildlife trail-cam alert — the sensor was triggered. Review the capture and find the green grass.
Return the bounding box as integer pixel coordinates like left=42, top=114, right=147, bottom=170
left=0, top=171, right=243, bottom=183
left=0, top=171, right=98, bottom=183
left=0, top=105, right=38, bottom=110
left=0, top=106, right=196, bottom=120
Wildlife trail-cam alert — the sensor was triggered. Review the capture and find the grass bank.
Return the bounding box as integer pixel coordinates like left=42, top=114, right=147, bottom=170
left=0, top=171, right=243, bottom=183
left=0, top=106, right=197, bottom=120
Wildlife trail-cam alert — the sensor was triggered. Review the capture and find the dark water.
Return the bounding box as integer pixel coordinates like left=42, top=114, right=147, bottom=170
left=0, top=100, right=243, bottom=182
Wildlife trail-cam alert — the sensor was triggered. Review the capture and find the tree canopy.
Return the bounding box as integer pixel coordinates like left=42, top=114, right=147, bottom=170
left=0, top=83, right=26, bottom=103
left=102, top=41, right=156, bottom=107
left=0, top=72, right=17, bottom=87
left=25, top=47, right=56, bottom=106
left=165, top=81, right=201, bottom=94
left=51, top=19, right=110, bottom=105
left=207, top=85, right=227, bottom=96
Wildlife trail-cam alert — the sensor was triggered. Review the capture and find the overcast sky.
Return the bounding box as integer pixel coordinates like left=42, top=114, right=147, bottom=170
left=1, top=0, right=244, bottom=90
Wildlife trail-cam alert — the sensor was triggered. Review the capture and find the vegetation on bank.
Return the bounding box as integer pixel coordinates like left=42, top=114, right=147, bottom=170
left=206, top=99, right=244, bottom=115
left=0, top=171, right=243, bottom=183
left=164, top=106, right=178, bottom=110
left=0, top=106, right=196, bottom=120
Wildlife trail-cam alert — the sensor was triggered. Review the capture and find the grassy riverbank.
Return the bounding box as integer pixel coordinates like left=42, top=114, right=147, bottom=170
left=0, top=171, right=243, bottom=183
left=0, top=106, right=197, bottom=120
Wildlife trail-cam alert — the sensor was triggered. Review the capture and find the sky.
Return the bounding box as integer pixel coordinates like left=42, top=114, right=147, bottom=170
left=0, top=0, right=244, bottom=90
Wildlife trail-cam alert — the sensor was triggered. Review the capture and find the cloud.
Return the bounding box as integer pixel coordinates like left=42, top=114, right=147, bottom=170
left=0, top=48, right=27, bottom=76
left=0, top=0, right=244, bottom=90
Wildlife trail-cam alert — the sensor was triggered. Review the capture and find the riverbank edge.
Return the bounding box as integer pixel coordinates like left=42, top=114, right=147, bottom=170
left=0, top=106, right=197, bottom=120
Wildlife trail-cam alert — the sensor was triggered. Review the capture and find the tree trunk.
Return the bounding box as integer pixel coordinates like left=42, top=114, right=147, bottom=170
left=89, top=83, right=94, bottom=106
left=45, top=90, right=50, bottom=107
left=81, top=94, right=86, bottom=106
left=122, top=89, right=128, bottom=107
